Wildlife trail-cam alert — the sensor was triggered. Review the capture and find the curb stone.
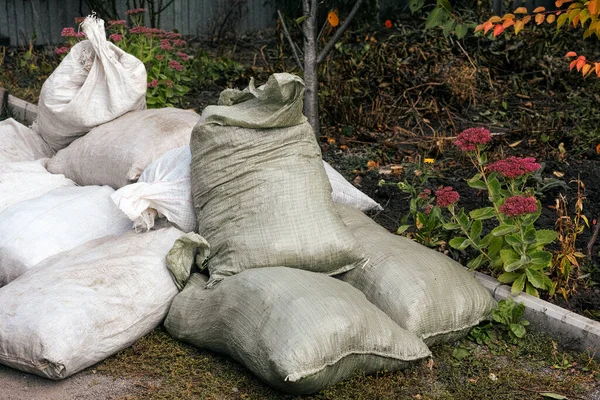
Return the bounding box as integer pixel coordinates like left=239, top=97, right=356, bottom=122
left=6, top=94, right=38, bottom=126
left=470, top=270, right=600, bottom=357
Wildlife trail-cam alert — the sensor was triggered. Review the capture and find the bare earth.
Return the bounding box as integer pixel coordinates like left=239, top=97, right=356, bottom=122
left=0, top=365, right=139, bottom=400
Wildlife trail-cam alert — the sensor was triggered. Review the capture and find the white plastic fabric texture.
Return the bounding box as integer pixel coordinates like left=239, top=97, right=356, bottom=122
left=46, top=108, right=200, bottom=188
left=0, top=228, right=183, bottom=379
left=34, top=15, right=147, bottom=151
left=0, top=118, right=54, bottom=164
left=111, top=145, right=196, bottom=232
left=165, top=267, right=431, bottom=394
left=324, top=161, right=383, bottom=211
left=0, top=160, right=75, bottom=214
left=0, top=186, right=132, bottom=286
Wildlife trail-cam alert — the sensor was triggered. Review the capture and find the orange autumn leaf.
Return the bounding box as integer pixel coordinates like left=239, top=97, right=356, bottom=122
left=547, top=14, right=556, bottom=23
left=503, top=18, right=516, bottom=28
left=474, top=23, right=484, bottom=32
left=514, top=6, right=528, bottom=13
left=573, top=13, right=580, bottom=28
left=535, top=13, right=545, bottom=24
left=556, top=0, right=574, bottom=6
left=576, top=56, right=587, bottom=71
left=502, top=13, right=515, bottom=20
left=328, top=11, right=339, bottom=27
left=595, top=62, right=600, bottom=76
left=489, top=16, right=502, bottom=23
left=483, top=21, right=494, bottom=33
left=565, top=51, right=578, bottom=57
left=493, top=24, right=505, bottom=36
left=582, top=63, right=592, bottom=76
left=327, top=137, right=336, bottom=144
left=570, top=59, right=578, bottom=70
left=522, top=15, right=532, bottom=24
left=514, top=19, right=526, bottom=34
left=596, top=143, right=600, bottom=153
left=533, top=6, right=546, bottom=12
left=589, top=0, right=600, bottom=15
left=366, top=160, right=379, bottom=169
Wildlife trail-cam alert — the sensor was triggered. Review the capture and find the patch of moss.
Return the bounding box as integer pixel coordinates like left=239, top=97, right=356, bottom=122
left=97, top=327, right=600, bottom=400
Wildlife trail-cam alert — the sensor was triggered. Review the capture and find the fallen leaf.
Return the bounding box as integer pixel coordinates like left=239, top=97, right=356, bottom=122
left=524, top=101, right=533, bottom=107
left=468, top=378, right=478, bottom=384
left=596, top=143, right=600, bottom=154
left=366, top=160, right=379, bottom=170
left=553, top=171, right=565, bottom=177
left=509, top=140, right=523, bottom=148
left=327, top=137, right=336, bottom=144
left=539, top=392, right=568, bottom=399
left=339, top=145, right=348, bottom=150
left=426, top=358, right=434, bottom=370
left=488, top=373, right=498, bottom=381
left=328, top=11, right=339, bottom=27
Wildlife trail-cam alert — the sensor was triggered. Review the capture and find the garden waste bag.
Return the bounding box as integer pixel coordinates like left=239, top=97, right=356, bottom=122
left=34, top=15, right=146, bottom=151
left=0, top=160, right=75, bottom=214
left=0, top=186, right=132, bottom=286
left=0, top=118, right=54, bottom=164
left=189, top=73, right=367, bottom=287
left=165, top=267, right=431, bottom=395
left=336, top=204, right=497, bottom=345
left=47, top=108, right=200, bottom=188
left=0, top=228, right=190, bottom=379
left=111, top=146, right=382, bottom=235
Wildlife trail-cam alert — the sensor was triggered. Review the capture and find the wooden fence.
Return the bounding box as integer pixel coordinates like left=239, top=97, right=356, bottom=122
left=0, top=0, right=276, bottom=46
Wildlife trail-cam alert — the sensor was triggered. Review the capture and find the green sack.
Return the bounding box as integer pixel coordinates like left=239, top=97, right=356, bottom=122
left=336, top=204, right=497, bottom=345
left=164, top=267, right=431, bottom=395
left=190, top=73, right=367, bottom=287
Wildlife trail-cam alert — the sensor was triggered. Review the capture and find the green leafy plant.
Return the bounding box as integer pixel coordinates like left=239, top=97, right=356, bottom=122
left=58, top=9, right=191, bottom=108
left=467, top=321, right=495, bottom=346
left=491, top=297, right=530, bottom=342
left=409, top=0, right=473, bottom=39
left=440, top=127, right=558, bottom=297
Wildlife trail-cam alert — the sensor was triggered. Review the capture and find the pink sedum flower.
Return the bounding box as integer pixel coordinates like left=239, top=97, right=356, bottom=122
left=109, top=34, right=123, bottom=42
left=172, top=39, right=186, bottom=46
left=487, top=157, right=541, bottom=179
left=435, top=186, right=460, bottom=207
left=176, top=51, right=189, bottom=61
left=109, top=19, right=127, bottom=26
left=162, top=80, right=174, bottom=88
left=155, top=54, right=164, bottom=61
left=160, top=39, right=173, bottom=51
left=61, top=27, right=76, bottom=37
left=55, top=46, right=69, bottom=55
left=455, top=127, right=492, bottom=152
left=423, top=204, right=433, bottom=214
left=500, top=196, right=538, bottom=217
left=147, top=79, right=159, bottom=88
left=168, top=60, right=183, bottom=71
left=125, top=8, right=147, bottom=15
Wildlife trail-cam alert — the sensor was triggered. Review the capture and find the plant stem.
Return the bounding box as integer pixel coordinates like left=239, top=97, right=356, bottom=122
left=450, top=208, right=492, bottom=263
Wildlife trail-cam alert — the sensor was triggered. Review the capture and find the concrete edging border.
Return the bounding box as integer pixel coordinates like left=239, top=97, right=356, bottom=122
left=470, top=270, right=600, bottom=356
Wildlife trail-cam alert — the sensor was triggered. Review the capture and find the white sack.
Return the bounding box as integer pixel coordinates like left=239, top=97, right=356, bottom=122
left=34, top=16, right=147, bottom=151
left=46, top=108, right=200, bottom=188
left=111, top=146, right=381, bottom=234
left=0, top=228, right=183, bottom=379
left=111, top=145, right=196, bottom=232
left=324, top=160, right=383, bottom=211
left=0, top=186, right=132, bottom=286
left=0, top=118, right=54, bottom=164
left=0, top=160, right=75, bottom=214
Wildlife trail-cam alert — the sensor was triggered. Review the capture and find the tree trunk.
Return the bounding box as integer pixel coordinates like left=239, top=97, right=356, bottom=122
left=303, top=0, right=320, bottom=137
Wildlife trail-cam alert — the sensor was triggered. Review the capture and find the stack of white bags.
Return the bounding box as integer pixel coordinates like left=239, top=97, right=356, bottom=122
left=0, top=15, right=495, bottom=395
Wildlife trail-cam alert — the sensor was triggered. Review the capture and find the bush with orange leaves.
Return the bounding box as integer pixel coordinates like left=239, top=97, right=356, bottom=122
left=475, top=0, right=600, bottom=77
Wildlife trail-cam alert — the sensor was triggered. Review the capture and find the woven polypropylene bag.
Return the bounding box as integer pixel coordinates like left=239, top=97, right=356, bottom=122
left=0, top=160, right=75, bottom=214
left=335, top=204, right=497, bottom=345
left=34, top=16, right=146, bottom=152
left=111, top=145, right=196, bottom=233
left=46, top=108, right=200, bottom=189
left=165, top=267, right=431, bottom=395
left=111, top=146, right=381, bottom=235
left=0, top=186, right=132, bottom=286
left=0, top=228, right=184, bottom=379
left=190, top=73, right=367, bottom=286
left=0, top=118, right=54, bottom=164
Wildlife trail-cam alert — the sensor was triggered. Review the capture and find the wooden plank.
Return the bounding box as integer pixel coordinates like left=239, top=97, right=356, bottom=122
left=0, top=0, right=10, bottom=39
left=7, top=95, right=38, bottom=126
left=29, top=0, right=49, bottom=45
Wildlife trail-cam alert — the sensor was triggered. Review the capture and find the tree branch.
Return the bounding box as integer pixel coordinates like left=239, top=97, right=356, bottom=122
left=317, top=0, right=365, bottom=65
left=277, top=10, right=303, bottom=71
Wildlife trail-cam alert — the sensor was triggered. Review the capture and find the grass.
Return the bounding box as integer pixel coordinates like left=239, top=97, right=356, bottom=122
left=97, top=326, right=600, bottom=400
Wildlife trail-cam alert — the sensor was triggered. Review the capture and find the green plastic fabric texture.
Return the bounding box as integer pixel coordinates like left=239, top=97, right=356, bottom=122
left=190, top=73, right=367, bottom=286
left=335, top=204, right=497, bottom=346
left=165, top=267, right=431, bottom=394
